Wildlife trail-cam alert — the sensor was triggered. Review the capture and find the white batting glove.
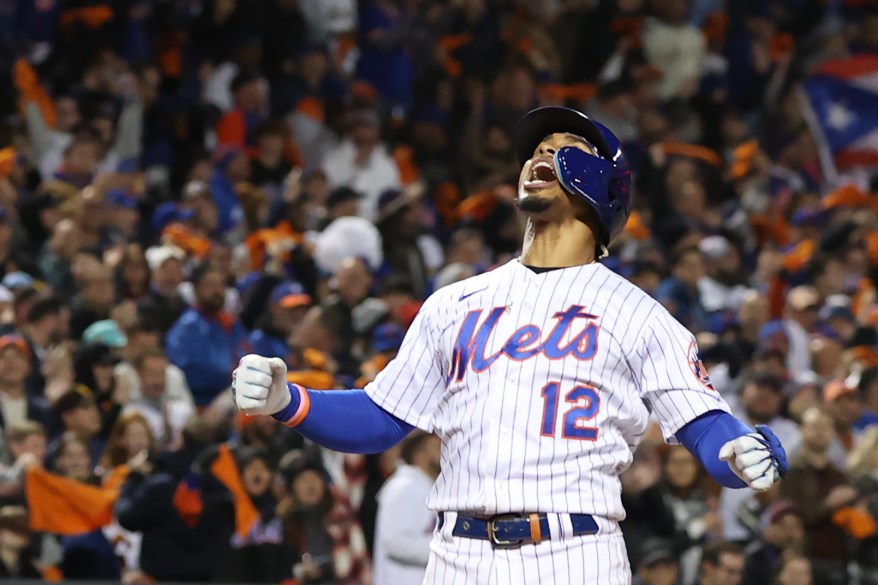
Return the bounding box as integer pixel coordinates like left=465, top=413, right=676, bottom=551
left=719, top=425, right=787, bottom=492
left=232, top=355, right=291, bottom=416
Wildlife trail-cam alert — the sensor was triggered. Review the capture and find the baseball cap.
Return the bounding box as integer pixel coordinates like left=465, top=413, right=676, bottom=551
left=759, top=500, right=799, bottom=534
left=371, top=323, right=404, bottom=353
left=270, top=281, right=312, bottom=309
left=757, top=320, right=788, bottom=348
left=0, top=334, right=31, bottom=358
left=376, top=185, right=422, bottom=224
left=105, top=189, right=138, bottom=209
left=787, top=286, right=820, bottom=312
left=326, top=186, right=362, bottom=209
left=698, top=235, right=732, bottom=260
left=1, top=272, right=34, bottom=291
left=145, top=244, right=186, bottom=272
left=515, top=106, right=614, bottom=165
left=82, top=320, right=128, bottom=348
left=637, top=538, right=676, bottom=568
left=151, top=202, right=196, bottom=233
left=823, top=378, right=857, bottom=402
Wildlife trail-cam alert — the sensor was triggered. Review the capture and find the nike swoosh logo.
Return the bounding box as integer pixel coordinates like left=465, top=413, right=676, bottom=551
left=459, top=287, right=488, bottom=302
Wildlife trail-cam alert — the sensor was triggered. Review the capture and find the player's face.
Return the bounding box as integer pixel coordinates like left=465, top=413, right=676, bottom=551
left=516, top=132, right=596, bottom=216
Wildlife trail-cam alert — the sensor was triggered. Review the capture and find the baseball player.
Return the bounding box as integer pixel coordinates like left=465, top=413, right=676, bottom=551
left=232, top=106, right=788, bottom=584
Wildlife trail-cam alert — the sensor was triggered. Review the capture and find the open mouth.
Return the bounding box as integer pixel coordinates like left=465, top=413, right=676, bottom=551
left=523, top=156, right=558, bottom=190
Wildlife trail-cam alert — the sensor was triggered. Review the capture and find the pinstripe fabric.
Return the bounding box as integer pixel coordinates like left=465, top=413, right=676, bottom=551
left=365, top=259, right=731, bottom=583
left=424, top=516, right=630, bottom=585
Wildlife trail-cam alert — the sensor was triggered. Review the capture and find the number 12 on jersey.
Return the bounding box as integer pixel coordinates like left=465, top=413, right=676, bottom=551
left=540, top=382, right=600, bottom=440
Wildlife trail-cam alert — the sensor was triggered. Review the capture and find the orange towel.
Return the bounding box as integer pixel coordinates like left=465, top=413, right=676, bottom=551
left=26, top=466, right=129, bottom=535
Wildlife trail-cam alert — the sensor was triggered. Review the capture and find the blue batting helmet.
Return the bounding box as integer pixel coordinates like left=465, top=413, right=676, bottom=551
left=515, top=106, right=632, bottom=249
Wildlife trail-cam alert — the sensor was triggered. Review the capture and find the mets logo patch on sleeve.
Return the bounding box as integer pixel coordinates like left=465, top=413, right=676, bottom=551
left=688, top=340, right=716, bottom=391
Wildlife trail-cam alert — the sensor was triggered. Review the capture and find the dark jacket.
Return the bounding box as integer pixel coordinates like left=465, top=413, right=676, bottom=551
left=780, top=456, right=849, bottom=564
left=115, top=445, right=213, bottom=581
left=743, top=540, right=783, bottom=585
left=138, top=287, right=188, bottom=339
left=853, top=473, right=878, bottom=570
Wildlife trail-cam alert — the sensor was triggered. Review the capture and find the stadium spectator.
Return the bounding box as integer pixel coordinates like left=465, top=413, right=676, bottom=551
left=0, top=335, right=52, bottom=436
left=166, top=263, right=250, bottom=408
left=742, top=501, right=805, bottom=585
left=123, top=348, right=194, bottom=449
left=0, top=506, right=41, bottom=579
left=633, top=538, right=680, bottom=585
left=781, top=407, right=855, bottom=585
left=373, top=430, right=440, bottom=585
left=696, top=542, right=744, bottom=585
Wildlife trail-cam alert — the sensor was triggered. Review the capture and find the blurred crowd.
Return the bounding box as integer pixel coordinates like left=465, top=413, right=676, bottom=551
left=0, top=0, right=877, bottom=584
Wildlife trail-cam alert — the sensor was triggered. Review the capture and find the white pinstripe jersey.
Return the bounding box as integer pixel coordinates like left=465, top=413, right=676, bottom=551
left=365, top=259, right=730, bottom=521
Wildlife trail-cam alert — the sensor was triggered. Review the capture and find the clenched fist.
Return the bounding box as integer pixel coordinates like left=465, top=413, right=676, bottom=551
left=719, top=425, right=788, bottom=492
left=232, top=355, right=291, bottom=416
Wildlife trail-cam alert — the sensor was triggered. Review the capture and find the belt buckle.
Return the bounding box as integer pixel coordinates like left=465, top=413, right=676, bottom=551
left=487, top=514, right=524, bottom=549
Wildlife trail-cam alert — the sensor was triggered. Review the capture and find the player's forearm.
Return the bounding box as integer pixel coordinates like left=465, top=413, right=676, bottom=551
left=272, top=385, right=414, bottom=453
left=675, top=410, right=749, bottom=489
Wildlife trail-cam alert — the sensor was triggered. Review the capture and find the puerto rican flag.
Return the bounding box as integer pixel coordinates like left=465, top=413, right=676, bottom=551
left=802, top=55, right=878, bottom=175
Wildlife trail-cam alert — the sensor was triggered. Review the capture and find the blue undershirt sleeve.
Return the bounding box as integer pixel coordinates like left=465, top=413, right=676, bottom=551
left=273, top=386, right=415, bottom=453
left=675, top=409, right=751, bottom=489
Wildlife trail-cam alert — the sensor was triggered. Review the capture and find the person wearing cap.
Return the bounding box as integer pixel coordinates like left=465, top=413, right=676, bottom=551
left=0, top=335, right=52, bottom=438
left=140, top=244, right=189, bottom=337
left=823, top=378, right=878, bottom=461
left=780, top=406, right=856, bottom=584
left=323, top=186, right=362, bottom=227
left=209, top=146, right=250, bottom=235
left=782, top=285, right=821, bottom=377
left=741, top=501, right=805, bottom=585
left=731, top=373, right=802, bottom=455
left=166, top=263, right=250, bottom=407
left=375, top=185, right=431, bottom=299
left=373, top=430, right=441, bottom=585
left=697, top=235, right=748, bottom=315
left=0, top=505, right=41, bottom=578
left=249, top=281, right=312, bottom=360
left=104, top=189, right=141, bottom=241
left=321, top=108, right=402, bottom=222
left=632, top=538, right=679, bottom=585
left=356, top=323, right=404, bottom=387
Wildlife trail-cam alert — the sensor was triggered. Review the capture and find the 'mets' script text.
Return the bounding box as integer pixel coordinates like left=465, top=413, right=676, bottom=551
left=447, top=305, right=600, bottom=383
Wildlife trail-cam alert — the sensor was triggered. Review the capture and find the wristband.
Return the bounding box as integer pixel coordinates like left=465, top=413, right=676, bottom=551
left=271, top=384, right=310, bottom=427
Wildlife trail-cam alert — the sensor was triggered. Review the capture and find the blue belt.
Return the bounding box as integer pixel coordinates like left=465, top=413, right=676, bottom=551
left=439, top=512, right=599, bottom=549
